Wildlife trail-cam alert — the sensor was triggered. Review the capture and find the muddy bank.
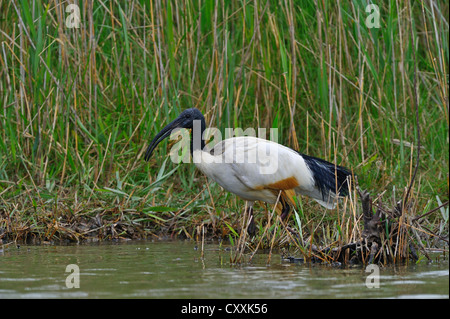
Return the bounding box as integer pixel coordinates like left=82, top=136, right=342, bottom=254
left=1, top=188, right=448, bottom=266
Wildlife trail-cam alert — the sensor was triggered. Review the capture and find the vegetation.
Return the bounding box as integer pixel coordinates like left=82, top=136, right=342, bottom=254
left=0, top=0, right=448, bottom=263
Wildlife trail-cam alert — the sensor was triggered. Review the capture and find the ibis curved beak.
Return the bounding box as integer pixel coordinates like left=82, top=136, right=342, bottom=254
left=144, top=116, right=185, bottom=161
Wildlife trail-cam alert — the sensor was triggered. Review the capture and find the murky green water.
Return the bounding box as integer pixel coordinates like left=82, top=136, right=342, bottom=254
left=0, top=241, right=448, bottom=298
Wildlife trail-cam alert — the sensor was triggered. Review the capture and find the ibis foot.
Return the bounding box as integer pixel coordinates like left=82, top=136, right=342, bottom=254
left=246, top=206, right=257, bottom=236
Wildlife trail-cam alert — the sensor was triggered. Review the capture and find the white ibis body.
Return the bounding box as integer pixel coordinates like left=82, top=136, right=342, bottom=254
left=144, top=108, right=351, bottom=232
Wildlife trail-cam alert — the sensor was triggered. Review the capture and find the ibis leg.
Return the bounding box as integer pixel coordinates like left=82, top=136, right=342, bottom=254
left=280, top=201, right=291, bottom=221
left=246, top=203, right=256, bottom=236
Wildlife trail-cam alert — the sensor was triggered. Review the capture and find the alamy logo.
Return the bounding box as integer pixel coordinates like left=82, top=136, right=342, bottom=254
left=168, top=121, right=280, bottom=174
left=65, top=4, right=81, bottom=29
left=365, top=4, right=380, bottom=29
left=65, top=264, right=80, bottom=288
left=365, top=264, right=380, bottom=288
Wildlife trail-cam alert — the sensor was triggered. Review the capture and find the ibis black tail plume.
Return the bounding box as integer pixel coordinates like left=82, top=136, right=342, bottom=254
left=300, top=153, right=352, bottom=201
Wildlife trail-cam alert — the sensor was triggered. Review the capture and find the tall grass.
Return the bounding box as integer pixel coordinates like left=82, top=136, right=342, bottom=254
left=0, top=0, right=448, bottom=248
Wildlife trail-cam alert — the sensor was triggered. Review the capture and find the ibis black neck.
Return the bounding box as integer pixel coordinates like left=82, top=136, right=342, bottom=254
left=190, top=116, right=206, bottom=155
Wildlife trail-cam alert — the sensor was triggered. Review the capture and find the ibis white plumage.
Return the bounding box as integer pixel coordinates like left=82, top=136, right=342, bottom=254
left=144, top=108, right=352, bottom=234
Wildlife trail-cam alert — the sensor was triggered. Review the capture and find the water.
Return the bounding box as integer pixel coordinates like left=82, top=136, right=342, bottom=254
left=0, top=241, right=448, bottom=299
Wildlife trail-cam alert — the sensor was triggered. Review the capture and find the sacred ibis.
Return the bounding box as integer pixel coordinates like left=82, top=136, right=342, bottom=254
left=144, top=108, right=352, bottom=234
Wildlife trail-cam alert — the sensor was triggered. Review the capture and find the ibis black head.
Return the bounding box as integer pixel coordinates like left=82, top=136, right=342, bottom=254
left=144, top=108, right=205, bottom=161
